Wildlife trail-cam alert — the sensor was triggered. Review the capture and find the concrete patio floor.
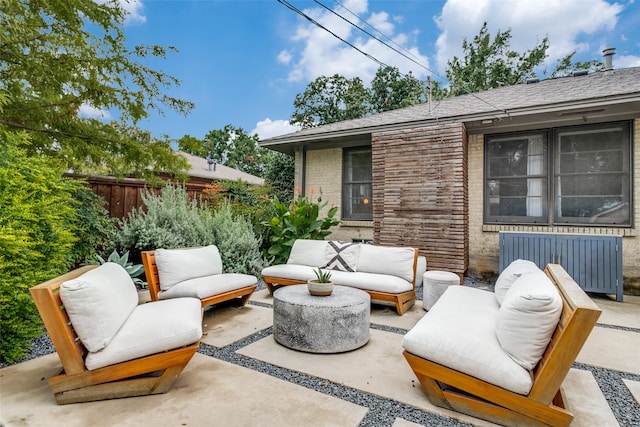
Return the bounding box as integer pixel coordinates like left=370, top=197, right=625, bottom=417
left=1, top=286, right=639, bottom=427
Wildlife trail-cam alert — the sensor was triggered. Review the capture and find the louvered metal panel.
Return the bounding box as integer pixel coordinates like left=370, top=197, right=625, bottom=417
left=499, top=232, right=623, bottom=301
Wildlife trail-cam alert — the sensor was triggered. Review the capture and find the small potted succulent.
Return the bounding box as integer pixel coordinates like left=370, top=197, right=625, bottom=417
left=307, top=267, right=333, bottom=296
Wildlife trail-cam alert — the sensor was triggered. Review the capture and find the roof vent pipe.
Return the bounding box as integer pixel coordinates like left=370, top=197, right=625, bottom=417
left=207, top=158, right=216, bottom=171
left=602, top=47, right=615, bottom=71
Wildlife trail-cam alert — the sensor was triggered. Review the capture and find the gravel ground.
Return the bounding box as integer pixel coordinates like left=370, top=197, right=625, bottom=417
left=4, top=278, right=639, bottom=427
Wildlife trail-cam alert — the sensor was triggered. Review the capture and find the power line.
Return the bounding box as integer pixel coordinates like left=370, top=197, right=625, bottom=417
left=276, top=0, right=390, bottom=70
left=278, top=0, right=510, bottom=119
left=313, top=0, right=432, bottom=77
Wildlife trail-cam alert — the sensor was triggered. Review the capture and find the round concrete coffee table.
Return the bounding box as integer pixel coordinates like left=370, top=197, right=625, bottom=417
left=273, top=285, right=370, bottom=353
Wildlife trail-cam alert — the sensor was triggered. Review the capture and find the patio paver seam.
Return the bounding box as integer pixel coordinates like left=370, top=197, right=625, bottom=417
left=573, top=362, right=640, bottom=426
left=197, top=340, right=471, bottom=427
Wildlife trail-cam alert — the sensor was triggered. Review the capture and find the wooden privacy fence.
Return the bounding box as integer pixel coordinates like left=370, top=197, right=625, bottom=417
left=67, top=174, right=214, bottom=221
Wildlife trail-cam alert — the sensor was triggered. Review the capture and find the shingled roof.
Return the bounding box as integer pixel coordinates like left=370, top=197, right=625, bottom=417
left=178, top=151, right=265, bottom=185
left=260, top=67, right=640, bottom=150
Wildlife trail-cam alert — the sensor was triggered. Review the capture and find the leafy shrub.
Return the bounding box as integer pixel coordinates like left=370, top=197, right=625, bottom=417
left=67, top=185, right=118, bottom=267
left=204, top=180, right=277, bottom=254
left=263, top=152, right=294, bottom=203
left=264, top=190, right=341, bottom=265
left=117, top=183, right=265, bottom=275
left=208, top=202, right=265, bottom=275
left=0, top=132, right=81, bottom=363
left=116, top=183, right=217, bottom=253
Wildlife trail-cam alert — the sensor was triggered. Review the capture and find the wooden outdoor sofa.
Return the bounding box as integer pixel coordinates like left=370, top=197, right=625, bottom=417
left=30, top=263, right=202, bottom=404
left=402, top=263, right=602, bottom=427
left=261, top=239, right=425, bottom=315
left=142, top=245, right=257, bottom=308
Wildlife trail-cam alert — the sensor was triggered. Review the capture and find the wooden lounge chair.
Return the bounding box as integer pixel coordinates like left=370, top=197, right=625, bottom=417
left=403, top=264, right=602, bottom=427
left=30, top=264, right=202, bottom=404
left=142, top=245, right=256, bottom=308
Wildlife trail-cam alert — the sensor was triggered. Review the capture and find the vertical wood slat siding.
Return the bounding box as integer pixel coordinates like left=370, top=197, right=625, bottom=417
left=372, top=123, right=469, bottom=276
left=500, top=232, right=623, bottom=301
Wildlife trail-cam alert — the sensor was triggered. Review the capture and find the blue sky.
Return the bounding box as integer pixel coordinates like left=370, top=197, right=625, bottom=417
left=88, top=0, right=640, bottom=142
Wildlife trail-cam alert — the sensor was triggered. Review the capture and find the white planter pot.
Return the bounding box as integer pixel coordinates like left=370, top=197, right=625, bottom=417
left=307, top=280, right=334, bottom=296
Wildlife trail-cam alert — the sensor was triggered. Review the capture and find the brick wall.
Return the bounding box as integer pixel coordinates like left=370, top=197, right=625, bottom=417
left=467, top=118, right=639, bottom=292
left=296, top=148, right=374, bottom=242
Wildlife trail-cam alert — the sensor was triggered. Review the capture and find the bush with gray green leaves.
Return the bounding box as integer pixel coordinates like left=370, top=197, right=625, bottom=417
left=117, top=183, right=265, bottom=275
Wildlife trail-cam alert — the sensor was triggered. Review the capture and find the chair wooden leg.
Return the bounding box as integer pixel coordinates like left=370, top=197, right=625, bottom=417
left=49, top=343, right=199, bottom=404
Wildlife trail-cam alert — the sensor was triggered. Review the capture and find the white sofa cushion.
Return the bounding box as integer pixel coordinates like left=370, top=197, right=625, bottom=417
left=60, top=263, right=138, bottom=353
left=262, top=264, right=318, bottom=282
left=494, top=259, right=541, bottom=305
left=323, top=241, right=360, bottom=272
left=85, top=297, right=202, bottom=370
left=287, top=239, right=328, bottom=267
left=262, top=264, right=413, bottom=294
left=496, top=270, right=563, bottom=370
left=155, top=245, right=223, bottom=291
left=327, top=270, right=413, bottom=293
left=356, top=245, right=416, bottom=283
left=402, top=286, right=534, bottom=395
left=159, top=273, right=257, bottom=300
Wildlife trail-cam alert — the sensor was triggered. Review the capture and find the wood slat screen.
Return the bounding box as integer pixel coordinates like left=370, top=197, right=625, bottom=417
left=371, top=122, right=469, bottom=276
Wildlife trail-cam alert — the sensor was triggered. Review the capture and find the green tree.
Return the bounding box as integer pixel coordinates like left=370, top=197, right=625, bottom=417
left=180, top=125, right=268, bottom=177
left=436, top=22, right=603, bottom=99
left=369, top=66, right=426, bottom=113
left=444, top=23, right=549, bottom=97
left=263, top=151, right=295, bottom=203
left=291, top=74, right=369, bottom=129
left=0, top=0, right=192, bottom=179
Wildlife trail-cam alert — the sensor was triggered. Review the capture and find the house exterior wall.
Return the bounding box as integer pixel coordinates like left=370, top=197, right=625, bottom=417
left=294, top=148, right=374, bottom=242
left=468, top=118, right=639, bottom=293
left=372, top=123, right=468, bottom=276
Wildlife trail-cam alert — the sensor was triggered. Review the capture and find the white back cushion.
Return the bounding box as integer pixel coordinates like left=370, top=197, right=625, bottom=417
left=495, top=270, right=563, bottom=370
left=155, top=245, right=222, bottom=291
left=60, top=263, right=138, bottom=353
left=287, top=239, right=328, bottom=267
left=494, top=259, right=541, bottom=305
left=356, top=245, right=416, bottom=283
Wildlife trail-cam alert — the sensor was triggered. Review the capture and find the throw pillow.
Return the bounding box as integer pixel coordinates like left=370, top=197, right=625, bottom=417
left=323, top=241, right=360, bottom=272
left=494, top=259, right=541, bottom=306
left=495, top=270, right=563, bottom=370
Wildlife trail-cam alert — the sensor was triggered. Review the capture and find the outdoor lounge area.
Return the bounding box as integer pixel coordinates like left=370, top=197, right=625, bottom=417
left=2, top=276, right=639, bottom=427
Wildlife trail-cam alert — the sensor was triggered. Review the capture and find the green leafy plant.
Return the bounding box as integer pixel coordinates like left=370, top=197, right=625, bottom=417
left=207, top=202, right=265, bottom=275
left=264, top=190, right=341, bottom=265
left=313, top=267, right=332, bottom=283
left=94, top=250, right=146, bottom=288
left=117, top=184, right=265, bottom=276
left=116, top=183, right=217, bottom=253
left=0, top=132, right=81, bottom=363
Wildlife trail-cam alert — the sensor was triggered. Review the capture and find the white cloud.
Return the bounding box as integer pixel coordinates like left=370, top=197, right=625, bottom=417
left=78, top=103, right=111, bottom=120
left=434, top=0, right=622, bottom=74
left=277, top=50, right=293, bottom=65
left=615, top=54, right=640, bottom=68
left=96, top=0, right=146, bottom=25
left=120, top=0, right=146, bottom=24
left=283, top=0, right=429, bottom=85
left=252, top=118, right=301, bottom=140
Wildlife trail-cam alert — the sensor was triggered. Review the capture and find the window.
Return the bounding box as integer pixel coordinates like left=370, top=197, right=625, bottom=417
left=343, top=147, right=372, bottom=220
left=485, top=121, right=631, bottom=226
